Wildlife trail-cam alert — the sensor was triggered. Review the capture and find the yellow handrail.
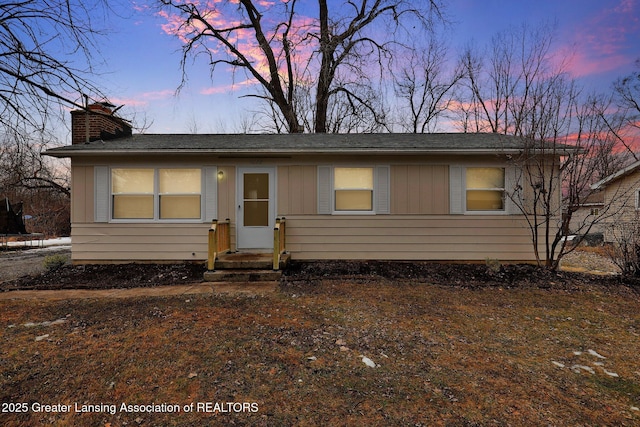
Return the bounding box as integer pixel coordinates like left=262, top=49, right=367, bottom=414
left=273, top=217, right=286, bottom=270
left=207, top=219, right=230, bottom=271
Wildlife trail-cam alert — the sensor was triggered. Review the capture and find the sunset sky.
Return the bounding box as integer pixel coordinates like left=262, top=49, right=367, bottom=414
left=87, top=0, right=640, bottom=135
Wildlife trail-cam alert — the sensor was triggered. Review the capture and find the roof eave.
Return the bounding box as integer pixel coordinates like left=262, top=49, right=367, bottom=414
left=43, top=147, right=561, bottom=158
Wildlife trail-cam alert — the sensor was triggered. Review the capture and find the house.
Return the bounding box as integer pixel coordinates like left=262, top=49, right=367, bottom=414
left=590, top=159, right=640, bottom=242
left=44, top=104, right=569, bottom=264
left=568, top=191, right=605, bottom=240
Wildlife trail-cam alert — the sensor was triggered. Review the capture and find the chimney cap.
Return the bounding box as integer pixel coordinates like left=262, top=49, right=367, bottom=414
left=88, top=101, right=116, bottom=112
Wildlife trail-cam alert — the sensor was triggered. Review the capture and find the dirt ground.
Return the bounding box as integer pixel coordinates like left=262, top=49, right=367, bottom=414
left=2, top=271, right=639, bottom=426
left=2, top=246, right=640, bottom=426
left=1, top=245, right=637, bottom=293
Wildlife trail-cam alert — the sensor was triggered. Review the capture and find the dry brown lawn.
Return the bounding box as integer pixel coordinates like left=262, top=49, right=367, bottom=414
left=1, top=277, right=639, bottom=426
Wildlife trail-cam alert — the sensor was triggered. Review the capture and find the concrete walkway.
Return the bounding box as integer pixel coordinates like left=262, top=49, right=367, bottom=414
left=0, top=282, right=278, bottom=301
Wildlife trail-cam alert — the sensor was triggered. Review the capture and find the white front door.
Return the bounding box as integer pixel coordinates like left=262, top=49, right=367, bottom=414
left=237, top=167, right=276, bottom=250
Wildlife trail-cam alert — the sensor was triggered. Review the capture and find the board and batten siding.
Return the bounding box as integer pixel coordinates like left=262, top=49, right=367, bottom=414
left=391, top=165, right=449, bottom=214
left=277, top=165, right=317, bottom=215
left=71, top=165, right=95, bottom=223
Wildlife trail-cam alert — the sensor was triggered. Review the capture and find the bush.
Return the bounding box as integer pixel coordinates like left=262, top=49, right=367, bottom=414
left=43, top=254, right=69, bottom=271
left=605, top=221, right=640, bottom=276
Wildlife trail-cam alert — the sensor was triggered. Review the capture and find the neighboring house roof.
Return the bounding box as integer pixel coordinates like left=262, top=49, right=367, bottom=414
left=591, top=159, right=640, bottom=190
left=44, top=133, right=577, bottom=158
left=576, top=190, right=605, bottom=207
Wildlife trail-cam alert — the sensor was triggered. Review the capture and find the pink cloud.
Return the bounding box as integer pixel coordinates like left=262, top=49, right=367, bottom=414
left=559, top=0, right=640, bottom=78
left=157, top=2, right=319, bottom=92
left=111, top=89, right=176, bottom=107
left=200, top=79, right=256, bottom=95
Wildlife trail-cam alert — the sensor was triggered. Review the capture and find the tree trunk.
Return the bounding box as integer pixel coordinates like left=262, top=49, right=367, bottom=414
left=315, top=0, right=331, bottom=133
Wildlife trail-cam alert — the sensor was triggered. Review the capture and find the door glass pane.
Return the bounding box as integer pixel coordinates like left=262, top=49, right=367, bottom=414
left=244, top=173, right=269, bottom=199
left=244, top=201, right=269, bottom=226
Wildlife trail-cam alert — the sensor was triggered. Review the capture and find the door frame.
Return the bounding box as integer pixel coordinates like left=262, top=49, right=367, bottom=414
left=236, top=166, right=276, bottom=250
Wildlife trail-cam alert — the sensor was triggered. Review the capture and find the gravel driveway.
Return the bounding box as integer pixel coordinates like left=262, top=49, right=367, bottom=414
left=0, top=246, right=71, bottom=283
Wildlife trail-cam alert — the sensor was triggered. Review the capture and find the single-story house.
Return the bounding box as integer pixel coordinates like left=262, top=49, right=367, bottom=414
left=590, top=159, right=640, bottom=242
left=44, top=104, right=569, bottom=264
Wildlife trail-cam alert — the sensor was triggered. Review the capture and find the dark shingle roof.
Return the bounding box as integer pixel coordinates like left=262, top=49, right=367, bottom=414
left=44, top=133, right=575, bottom=157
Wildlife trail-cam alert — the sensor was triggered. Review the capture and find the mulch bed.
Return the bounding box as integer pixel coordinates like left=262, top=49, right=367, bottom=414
left=3, top=259, right=638, bottom=294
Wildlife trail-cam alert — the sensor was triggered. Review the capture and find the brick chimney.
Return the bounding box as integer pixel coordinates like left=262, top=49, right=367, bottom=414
left=70, top=102, right=132, bottom=144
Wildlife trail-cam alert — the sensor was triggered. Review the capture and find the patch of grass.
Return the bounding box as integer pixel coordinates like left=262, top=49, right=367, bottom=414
left=1, top=282, right=639, bottom=426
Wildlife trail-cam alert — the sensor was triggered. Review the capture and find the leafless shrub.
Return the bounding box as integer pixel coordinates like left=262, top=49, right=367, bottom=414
left=604, top=217, right=640, bottom=276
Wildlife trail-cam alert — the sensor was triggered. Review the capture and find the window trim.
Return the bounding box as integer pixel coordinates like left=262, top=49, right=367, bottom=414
left=463, top=166, right=508, bottom=215
left=333, top=167, right=375, bottom=214
left=109, top=166, right=205, bottom=223
left=331, top=166, right=376, bottom=215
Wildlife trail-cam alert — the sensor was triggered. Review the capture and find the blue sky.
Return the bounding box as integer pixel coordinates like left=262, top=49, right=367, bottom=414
left=83, top=0, right=640, bottom=135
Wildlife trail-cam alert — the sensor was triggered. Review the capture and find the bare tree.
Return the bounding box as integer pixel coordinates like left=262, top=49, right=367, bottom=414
left=0, top=0, right=110, bottom=134
left=611, top=59, right=640, bottom=155
left=393, top=37, right=463, bottom=133
left=457, top=23, right=629, bottom=270
left=0, top=0, right=113, bottom=235
left=0, top=131, right=71, bottom=235
left=158, top=0, right=444, bottom=133
left=511, top=90, right=631, bottom=269
left=458, top=23, right=560, bottom=135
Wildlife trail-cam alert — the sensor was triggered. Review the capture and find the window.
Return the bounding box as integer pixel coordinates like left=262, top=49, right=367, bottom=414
left=590, top=208, right=600, bottom=216
left=466, top=167, right=505, bottom=211
left=159, top=169, right=201, bottom=219
left=112, top=168, right=154, bottom=219
left=111, top=168, right=202, bottom=220
left=334, top=167, right=374, bottom=211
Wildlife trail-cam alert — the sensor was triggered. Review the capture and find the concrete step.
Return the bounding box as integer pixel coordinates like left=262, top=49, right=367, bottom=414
left=203, top=269, right=282, bottom=282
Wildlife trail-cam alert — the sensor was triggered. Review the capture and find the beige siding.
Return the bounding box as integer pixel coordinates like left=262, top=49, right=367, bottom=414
left=278, top=165, right=317, bottom=215
left=71, top=215, right=546, bottom=263
left=391, top=165, right=448, bottom=214
left=601, top=170, right=640, bottom=242
left=71, top=166, right=94, bottom=223
left=68, top=155, right=556, bottom=263
left=283, top=215, right=545, bottom=261
left=71, top=223, right=210, bottom=262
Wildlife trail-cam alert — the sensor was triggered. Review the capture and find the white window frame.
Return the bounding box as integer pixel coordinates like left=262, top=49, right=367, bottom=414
left=333, top=166, right=375, bottom=214
left=109, top=166, right=206, bottom=223
left=464, top=166, right=507, bottom=214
